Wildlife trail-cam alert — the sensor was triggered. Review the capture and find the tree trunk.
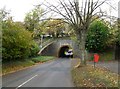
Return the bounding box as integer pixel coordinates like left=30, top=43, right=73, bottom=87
left=80, top=30, right=86, bottom=65
left=76, top=30, right=87, bottom=65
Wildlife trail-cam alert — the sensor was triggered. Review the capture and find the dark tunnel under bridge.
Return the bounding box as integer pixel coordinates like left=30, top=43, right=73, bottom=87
left=58, top=45, right=73, bottom=58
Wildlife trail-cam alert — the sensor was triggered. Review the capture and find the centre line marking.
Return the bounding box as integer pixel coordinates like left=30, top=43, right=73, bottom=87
left=16, top=75, right=38, bottom=89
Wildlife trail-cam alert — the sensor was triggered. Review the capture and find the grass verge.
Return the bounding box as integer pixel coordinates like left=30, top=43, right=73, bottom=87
left=72, top=65, right=119, bottom=88
left=2, top=56, right=55, bottom=75
left=31, top=56, right=55, bottom=63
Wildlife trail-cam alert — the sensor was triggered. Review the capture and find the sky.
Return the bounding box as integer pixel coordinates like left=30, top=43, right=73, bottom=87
left=0, top=0, right=119, bottom=22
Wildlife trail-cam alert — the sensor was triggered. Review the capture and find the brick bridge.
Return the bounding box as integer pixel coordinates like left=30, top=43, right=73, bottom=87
left=38, top=39, right=81, bottom=58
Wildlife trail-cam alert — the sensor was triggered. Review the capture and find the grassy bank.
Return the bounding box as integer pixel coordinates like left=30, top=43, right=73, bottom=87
left=72, top=65, right=119, bottom=88
left=2, top=56, right=55, bottom=75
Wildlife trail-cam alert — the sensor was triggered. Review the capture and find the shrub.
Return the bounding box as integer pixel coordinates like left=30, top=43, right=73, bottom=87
left=29, top=42, right=39, bottom=57
left=118, top=30, right=120, bottom=45
left=85, top=20, right=109, bottom=52
left=117, top=19, right=120, bottom=45
left=2, top=20, right=39, bottom=61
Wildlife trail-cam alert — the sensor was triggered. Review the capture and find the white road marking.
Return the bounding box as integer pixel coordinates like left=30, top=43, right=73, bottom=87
left=16, top=75, right=38, bottom=89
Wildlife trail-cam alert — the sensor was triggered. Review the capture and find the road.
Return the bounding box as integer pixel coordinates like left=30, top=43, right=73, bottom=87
left=2, top=58, right=74, bottom=88
left=88, top=61, right=119, bottom=74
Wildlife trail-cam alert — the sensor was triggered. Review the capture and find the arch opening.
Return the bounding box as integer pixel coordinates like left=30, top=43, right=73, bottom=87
left=58, top=46, right=73, bottom=58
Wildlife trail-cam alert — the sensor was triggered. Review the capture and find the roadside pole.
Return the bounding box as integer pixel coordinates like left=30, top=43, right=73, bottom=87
left=40, top=35, right=43, bottom=48
left=93, top=53, right=99, bottom=68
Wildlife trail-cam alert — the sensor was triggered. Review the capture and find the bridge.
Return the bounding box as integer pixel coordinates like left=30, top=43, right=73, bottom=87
left=38, top=39, right=81, bottom=58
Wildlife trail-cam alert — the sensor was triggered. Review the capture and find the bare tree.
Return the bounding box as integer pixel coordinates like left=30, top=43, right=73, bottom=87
left=43, top=0, right=107, bottom=65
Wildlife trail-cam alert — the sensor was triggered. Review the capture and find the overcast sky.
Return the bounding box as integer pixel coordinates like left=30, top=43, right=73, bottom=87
left=0, top=0, right=119, bottom=22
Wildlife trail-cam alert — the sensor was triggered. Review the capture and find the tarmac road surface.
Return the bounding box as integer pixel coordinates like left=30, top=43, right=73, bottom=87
left=2, top=58, right=74, bottom=88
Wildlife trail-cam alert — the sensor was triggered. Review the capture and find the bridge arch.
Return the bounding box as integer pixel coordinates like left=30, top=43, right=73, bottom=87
left=39, top=39, right=80, bottom=58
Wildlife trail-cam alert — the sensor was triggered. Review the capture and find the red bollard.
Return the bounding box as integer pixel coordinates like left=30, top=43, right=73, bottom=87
left=93, top=53, right=100, bottom=68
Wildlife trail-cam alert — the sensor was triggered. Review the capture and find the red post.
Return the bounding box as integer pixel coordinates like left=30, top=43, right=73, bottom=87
left=93, top=53, right=99, bottom=68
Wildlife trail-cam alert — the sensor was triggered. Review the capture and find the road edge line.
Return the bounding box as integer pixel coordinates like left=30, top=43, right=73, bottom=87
left=16, top=75, right=38, bottom=89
